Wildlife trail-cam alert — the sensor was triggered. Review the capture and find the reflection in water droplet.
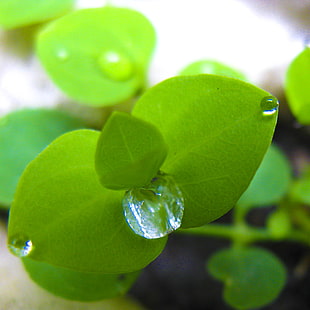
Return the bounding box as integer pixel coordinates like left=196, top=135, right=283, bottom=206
left=98, top=51, right=134, bottom=81
left=8, top=236, right=33, bottom=257
left=56, top=48, right=69, bottom=61
left=0, top=115, right=8, bottom=127
left=122, top=172, right=184, bottom=239
left=260, top=96, right=279, bottom=116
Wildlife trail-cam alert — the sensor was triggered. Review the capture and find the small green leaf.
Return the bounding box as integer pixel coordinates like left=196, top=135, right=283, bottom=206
left=36, top=6, right=156, bottom=105
left=95, top=111, right=168, bottom=190
left=290, top=168, right=310, bottom=205
left=285, top=47, right=310, bottom=125
left=179, top=59, right=247, bottom=81
left=207, top=247, right=286, bottom=310
left=267, top=209, right=292, bottom=239
left=0, top=0, right=74, bottom=29
left=22, top=257, right=140, bottom=301
left=8, top=130, right=167, bottom=273
left=237, top=144, right=292, bottom=209
left=0, top=108, right=86, bottom=207
left=132, top=75, right=278, bottom=228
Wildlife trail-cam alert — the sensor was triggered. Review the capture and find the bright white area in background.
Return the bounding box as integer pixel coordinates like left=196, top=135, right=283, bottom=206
left=0, top=0, right=306, bottom=116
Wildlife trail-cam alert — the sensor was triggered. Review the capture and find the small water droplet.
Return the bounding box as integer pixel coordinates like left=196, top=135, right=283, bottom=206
left=56, top=48, right=69, bottom=61
left=98, top=50, right=134, bottom=81
left=260, top=96, right=279, bottom=116
left=122, top=172, right=184, bottom=239
left=8, top=236, right=33, bottom=257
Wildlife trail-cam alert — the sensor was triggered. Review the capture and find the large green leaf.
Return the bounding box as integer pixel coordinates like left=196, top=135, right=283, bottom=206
left=95, top=111, right=167, bottom=190
left=22, top=257, right=139, bottom=301
left=285, top=47, right=310, bottom=125
left=237, top=144, right=292, bottom=209
left=36, top=6, right=156, bottom=105
left=8, top=130, right=167, bottom=273
left=207, top=247, right=286, bottom=309
left=0, top=0, right=74, bottom=29
left=179, top=59, right=247, bottom=81
left=132, top=75, right=278, bottom=228
left=0, top=108, right=86, bottom=207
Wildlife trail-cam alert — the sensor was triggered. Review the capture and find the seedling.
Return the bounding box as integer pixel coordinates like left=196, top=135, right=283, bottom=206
left=0, top=4, right=309, bottom=310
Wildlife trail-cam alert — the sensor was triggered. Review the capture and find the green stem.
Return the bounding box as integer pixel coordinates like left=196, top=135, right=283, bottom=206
left=178, top=223, right=310, bottom=246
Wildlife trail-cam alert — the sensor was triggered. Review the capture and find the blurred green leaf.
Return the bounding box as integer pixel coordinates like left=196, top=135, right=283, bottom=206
left=237, top=144, right=292, bottom=209
left=36, top=6, right=156, bottom=105
left=95, top=111, right=167, bottom=190
left=267, top=209, right=292, bottom=239
left=179, top=59, right=247, bottom=81
left=22, top=257, right=140, bottom=301
left=0, top=108, right=86, bottom=207
left=8, top=130, right=167, bottom=273
left=207, top=246, right=286, bottom=309
left=290, top=168, right=310, bottom=205
left=285, top=47, right=310, bottom=125
left=133, top=75, right=278, bottom=228
left=0, top=0, right=74, bottom=29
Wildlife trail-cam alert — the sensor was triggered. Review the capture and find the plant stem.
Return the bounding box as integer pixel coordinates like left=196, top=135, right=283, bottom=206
left=178, top=223, right=310, bottom=246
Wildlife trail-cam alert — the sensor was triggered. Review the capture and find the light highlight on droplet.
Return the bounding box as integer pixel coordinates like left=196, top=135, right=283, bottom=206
left=8, top=236, right=33, bottom=257
left=98, top=50, right=134, bottom=81
left=260, top=96, right=279, bottom=116
left=122, top=172, right=184, bottom=239
left=56, top=48, right=69, bottom=61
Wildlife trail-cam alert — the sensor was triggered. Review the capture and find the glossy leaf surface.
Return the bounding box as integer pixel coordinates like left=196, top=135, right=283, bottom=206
left=207, top=247, right=286, bottom=309
left=133, top=75, right=278, bottom=228
left=96, top=111, right=167, bottom=190
left=237, top=144, right=292, bottom=209
left=0, top=0, right=74, bottom=29
left=179, top=59, right=247, bottom=81
left=0, top=108, right=86, bottom=207
left=22, top=257, right=139, bottom=301
left=285, top=47, right=310, bottom=125
left=36, top=7, right=156, bottom=105
left=8, top=130, right=167, bottom=273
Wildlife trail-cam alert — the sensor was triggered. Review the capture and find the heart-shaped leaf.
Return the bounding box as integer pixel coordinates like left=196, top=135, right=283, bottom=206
left=132, top=75, right=278, bottom=228
left=207, top=246, right=286, bottom=309
left=8, top=130, right=167, bottom=273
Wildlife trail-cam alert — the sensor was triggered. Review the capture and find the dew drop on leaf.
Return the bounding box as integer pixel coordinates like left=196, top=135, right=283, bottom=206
left=8, top=235, right=33, bottom=257
left=98, top=50, right=134, bottom=81
left=260, top=96, right=279, bottom=116
left=122, top=172, right=184, bottom=239
left=56, top=48, right=69, bottom=61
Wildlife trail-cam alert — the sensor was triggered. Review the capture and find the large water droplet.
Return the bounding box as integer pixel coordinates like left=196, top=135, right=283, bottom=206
left=260, top=96, right=279, bottom=116
left=8, top=236, right=33, bottom=257
left=98, top=51, right=134, bottom=81
left=122, top=172, right=184, bottom=239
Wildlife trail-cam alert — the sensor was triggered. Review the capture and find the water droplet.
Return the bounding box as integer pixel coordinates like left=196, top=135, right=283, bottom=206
left=260, top=96, right=279, bottom=116
left=122, top=172, right=184, bottom=239
left=0, top=115, right=8, bottom=127
left=56, top=48, right=69, bottom=61
left=98, top=50, right=134, bottom=81
left=8, top=236, right=33, bottom=257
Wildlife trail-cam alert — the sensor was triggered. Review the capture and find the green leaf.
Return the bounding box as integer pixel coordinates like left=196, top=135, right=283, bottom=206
left=95, top=111, right=168, bottom=190
left=22, top=257, right=139, bottom=301
left=285, top=47, right=310, bottom=125
left=237, top=144, right=292, bottom=209
left=0, top=108, right=86, bottom=207
left=8, top=129, right=167, bottom=273
left=179, top=59, right=247, bottom=81
left=290, top=168, right=310, bottom=205
left=0, top=0, right=74, bottom=29
left=132, top=75, right=278, bottom=228
left=267, top=209, right=292, bottom=239
left=207, top=246, right=286, bottom=310
left=36, top=6, right=156, bottom=106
